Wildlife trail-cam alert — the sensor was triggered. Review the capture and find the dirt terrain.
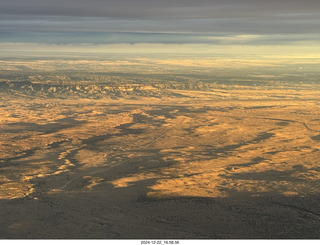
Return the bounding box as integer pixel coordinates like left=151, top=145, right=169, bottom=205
left=1, top=86, right=320, bottom=238
left=1, top=56, right=320, bottom=238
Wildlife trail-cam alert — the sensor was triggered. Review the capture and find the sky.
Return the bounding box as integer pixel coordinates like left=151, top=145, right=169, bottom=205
left=1, top=0, right=320, bottom=54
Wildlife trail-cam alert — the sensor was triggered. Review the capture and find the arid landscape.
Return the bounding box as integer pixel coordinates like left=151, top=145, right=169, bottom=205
left=1, top=55, right=320, bottom=238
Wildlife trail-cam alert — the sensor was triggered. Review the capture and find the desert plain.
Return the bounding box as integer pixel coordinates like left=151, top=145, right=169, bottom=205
left=0, top=54, right=320, bottom=238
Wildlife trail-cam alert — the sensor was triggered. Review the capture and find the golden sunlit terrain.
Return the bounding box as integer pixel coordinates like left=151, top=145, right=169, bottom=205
left=1, top=55, right=320, bottom=238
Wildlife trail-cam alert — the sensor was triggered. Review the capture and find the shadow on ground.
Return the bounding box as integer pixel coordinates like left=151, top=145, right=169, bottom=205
left=1, top=175, right=320, bottom=239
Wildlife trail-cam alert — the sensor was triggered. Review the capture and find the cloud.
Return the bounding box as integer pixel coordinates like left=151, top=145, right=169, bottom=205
left=1, top=15, right=320, bottom=35
left=1, top=29, right=320, bottom=47
left=0, top=0, right=319, bottom=45
left=1, top=0, right=320, bottom=19
left=1, top=42, right=320, bottom=57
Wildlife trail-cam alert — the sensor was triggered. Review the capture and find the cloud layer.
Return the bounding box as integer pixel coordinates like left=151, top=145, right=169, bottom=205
left=0, top=0, right=319, bottom=46
left=1, top=0, right=320, bottom=19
